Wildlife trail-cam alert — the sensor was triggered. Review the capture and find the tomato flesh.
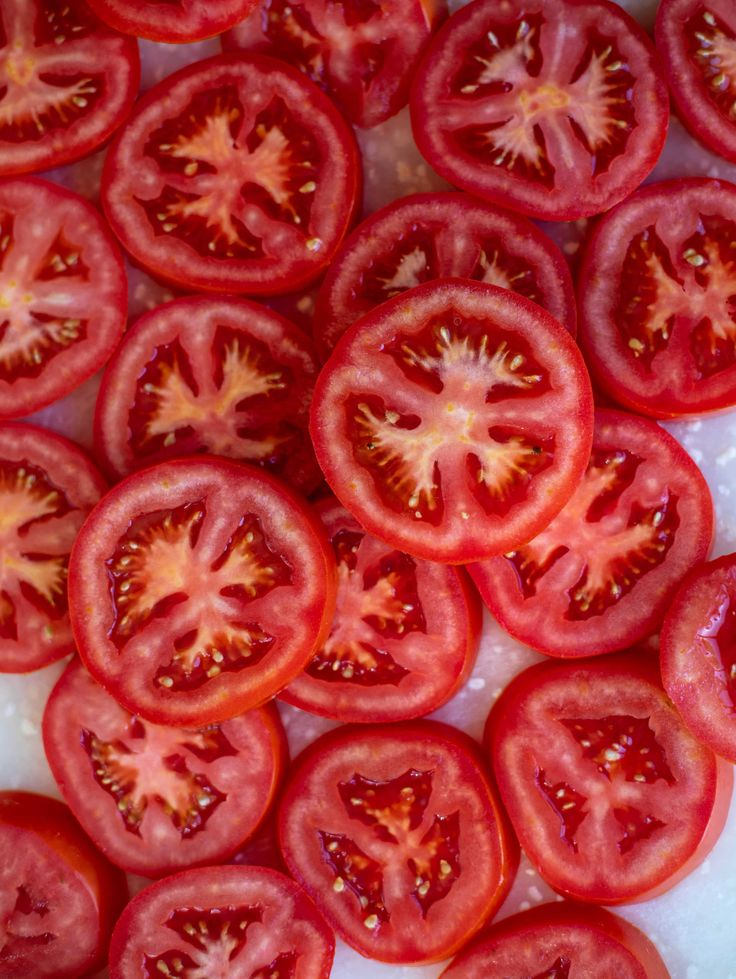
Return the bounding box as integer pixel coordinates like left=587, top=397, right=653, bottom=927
left=85, top=0, right=258, bottom=43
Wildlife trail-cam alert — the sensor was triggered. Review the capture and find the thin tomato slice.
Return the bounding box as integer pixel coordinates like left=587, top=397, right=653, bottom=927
left=85, top=0, right=258, bottom=43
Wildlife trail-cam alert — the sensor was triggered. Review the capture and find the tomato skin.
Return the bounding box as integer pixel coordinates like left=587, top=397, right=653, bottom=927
left=85, top=0, right=258, bottom=43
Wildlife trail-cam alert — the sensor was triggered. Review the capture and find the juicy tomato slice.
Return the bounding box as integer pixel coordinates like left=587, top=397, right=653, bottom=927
left=94, top=294, right=322, bottom=494
left=0, top=790, right=127, bottom=978
left=280, top=496, right=481, bottom=723
left=0, top=0, right=139, bottom=177
left=469, top=409, right=714, bottom=658
left=84, top=0, right=258, bottom=43
left=43, top=657, right=287, bottom=878
left=109, top=864, right=334, bottom=979
left=410, top=0, right=668, bottom=221
left=68, top=456, right=336, bottom=727
left=580, top=178, right=736, bottom=417
left=0, top=422, right=106, bottom=673
left=278, top=720, right=518, bottom=965
left=101, top=53, right=361, bottom=296
left=223, top=0, right=447, bottom=129
left=310, top=278, right=593, bottom=565
left=313, top=190, right=576, bottom=360
left=486, top=653, right=733, bottom=904
left=0, top=177, right=127, bottom=419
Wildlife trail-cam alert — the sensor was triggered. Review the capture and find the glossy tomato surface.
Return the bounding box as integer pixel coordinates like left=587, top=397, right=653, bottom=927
left=68, top=456, right=336, bottom=726
left=85, top=0, right=258, bottom=43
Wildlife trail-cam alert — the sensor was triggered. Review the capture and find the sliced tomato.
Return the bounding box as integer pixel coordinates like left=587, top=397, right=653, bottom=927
left=313, top=190, right=576, bottom=360
left=486, top=653, right=733, bottom=904
left=0, top=0, right=139, bottom=177
left=410, top=0, right=668, bottom=221
left=580, top=178, right=736, bottom=417
left=101, top=53, right=360, bottom=296
left=109, top=865, right=334, bottom=979
left=68, top=456, right=336, bottom=727
left=84, top=0, right=258, bottom=43
left=469, top=409, right=713, bottom=658
left=223, top=0, right=447, bottom=129
left=278, top=720, right=518, bottom=964
left=310, top=278, right=593, bottom=565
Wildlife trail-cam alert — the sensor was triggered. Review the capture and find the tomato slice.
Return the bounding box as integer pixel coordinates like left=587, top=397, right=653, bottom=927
left=68, top=456, right=336, bottom=727
left=223, top=0, right=447, bottom=129
left=410, top=0, right=668, bottom=221
left=94, top=294, right=322, bottom=494
left=313, top=190, right=576, bottom=360
left=0, top=0, right=139, bottom=177
left=101, top=53, right=360, bottom=296
left=310, top=278, right=593, bottom=565
left=0, top=790, right=127, bottom=978
left=469, top=409, right=713, bottom=658
left=486, top=653, right=733, bottom=905
left=278, top=720, right=518, bottom=964
left=108, top=865, right=334, bottom=979
left=580, top=177, right=736, bottom=417
left=84, top=0, right=258, bottom=43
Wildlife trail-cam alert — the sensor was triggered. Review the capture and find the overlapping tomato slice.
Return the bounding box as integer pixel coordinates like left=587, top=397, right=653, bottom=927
left=85, top=0, right=258, bottom=43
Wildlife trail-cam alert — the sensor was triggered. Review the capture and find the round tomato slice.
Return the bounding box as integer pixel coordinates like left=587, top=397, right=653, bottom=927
left=0, top=421, right=106, bottom=673
left=223, top=0, right=447, bottom=129
left=310, top=279, right=593, bottom=565
left=469, top=409, right=713, bottom=658
left=0, top=790, right=127, bottom=978
left=84, top=0, right=257, bottom=43
left=109, top=865, right=334, bottom=979
left=580, top=178, right=736, bottom=418
left=68, top=456, right=336, bottom=727
left=0, top=0, right=139, bottom=177
left=410, top=0, right=668, bottom=221
left=278, top=720, right=518, bottom=965
left=280, top=496, right=481, bottom=723
left=101, top=53, right=360, bottom=297
left=313, top=190, right=576, bottom=360
left=486, top=653, right=733, bottom=905
left=94, top=294, right=322, bottom=494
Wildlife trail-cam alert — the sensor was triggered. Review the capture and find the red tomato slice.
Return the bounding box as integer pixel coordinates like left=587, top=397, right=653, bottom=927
left=0, top=790, right=127, bottom=978
left=486, top=653, right=733, bottom=905
left=313, top=190, right=576, bottom=360
left=94, top=294, right=322, bottom=494
left=470, top=409, right=713, bottom=658
left=0, top=422, right=106, bottom=673
left=310, top=278, right=593, bottom=565
left=580, top=178, right=736, bottom=417
left=410, top=0, right=668, bottom=221
left=278, top=720, right=518, bottom=965
left=281, top=496, right=481, bottom=723
left=84, top=0, right=258, bottom=43
left=68, top=456, right=336, bottom=727
left=0, top=0, right=139, bottom=177
left=223, top=0, right=447, bottom=129
left=101, top=53, right=361, bottom=296
left=109, top=865, right=334, bottom=979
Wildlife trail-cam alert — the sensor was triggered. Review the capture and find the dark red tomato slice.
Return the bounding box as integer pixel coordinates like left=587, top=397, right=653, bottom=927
left=486, top=653, right=733, bottom=905
left=109, top=865, right=334, bottom=979
left=84, top=0, right=258, bottom=43
left=94, top=294, right=322, bottom=494
left=280, top=496, right=481, bottom=722
left=0, top=421, right=106, bottom=673
left=101, top=53, right=360, bottom=297
left=310, top=278, right=593, bottom=565
left=469, top=409, right=713, bottom=658
left=0, top=790, right=127, bottom=978
left=277, top=720, right=519, bottom=965
left=0, top=177, right=127, bottom=419
left=223, top=0, right=447, bottom=129
left=313, top=190, right=576, bottom=360
left=68, top=456, right=336, bottom=727
left=410, top=0, right=668, bottom=221
left=0, top=0, right=139, bottom=177
left=579, top=178, right=736, bottom=418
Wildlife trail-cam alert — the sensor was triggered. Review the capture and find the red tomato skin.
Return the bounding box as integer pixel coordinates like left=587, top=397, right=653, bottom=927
left=85, top=0, right=258, bottom=42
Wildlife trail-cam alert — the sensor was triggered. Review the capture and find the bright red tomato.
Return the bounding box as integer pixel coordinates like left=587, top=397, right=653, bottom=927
left=410, top=0, right=668, bottom=221
left=278, top=720, right=519, bottom=965
left=470, top=409, right=713, bottom=658
left=85, top=0, right=258, bottom=43
left=486, top=653, right=733, bottom=904
left=68, top=456, right=336, bottom=727
left=101, top=53, right=360, bottom=296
